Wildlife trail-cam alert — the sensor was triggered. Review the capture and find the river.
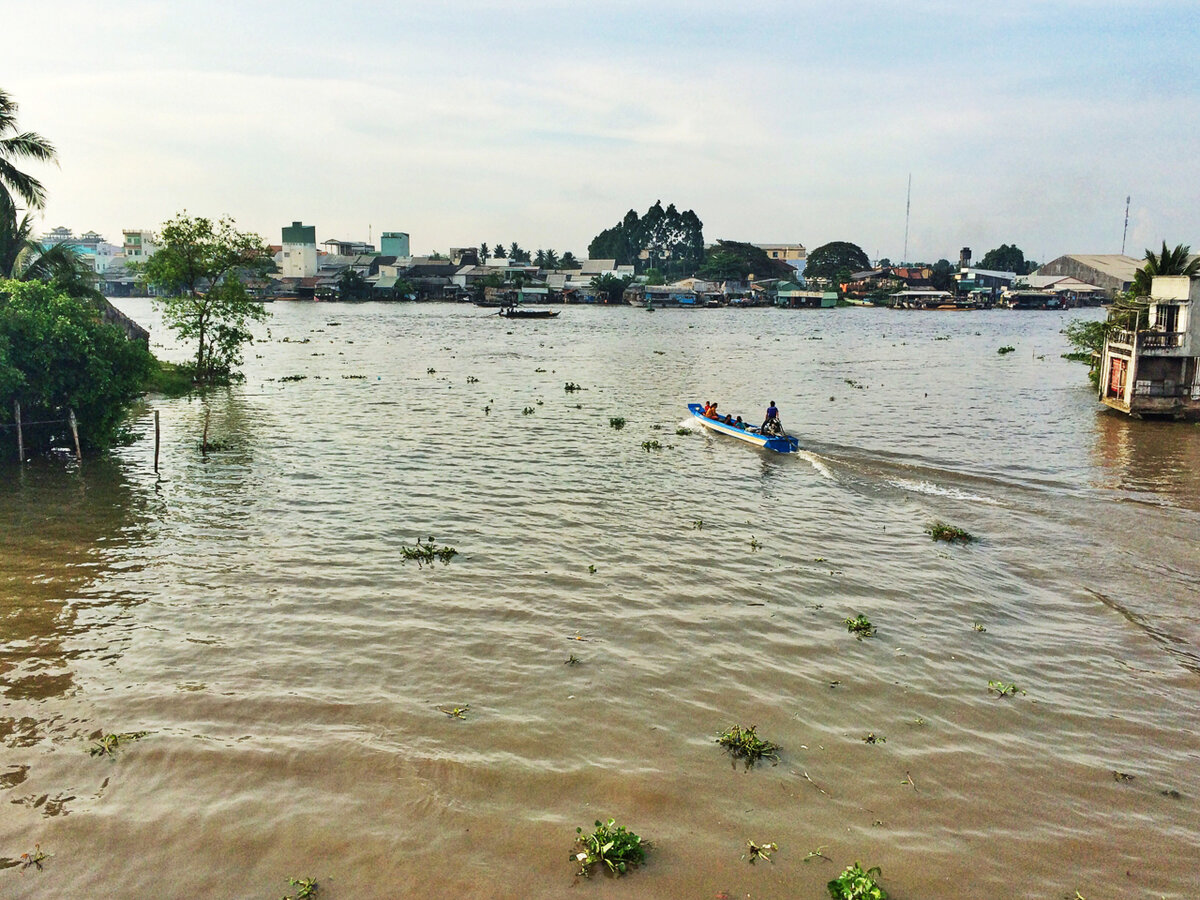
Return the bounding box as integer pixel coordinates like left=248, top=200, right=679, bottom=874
left=1, top=301, right=1197, bottom=899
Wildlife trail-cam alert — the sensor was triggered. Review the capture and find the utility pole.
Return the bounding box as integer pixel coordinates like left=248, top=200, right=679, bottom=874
left=1121, top=196, right=1130, bottom=255
left=903, top=174, right=912, bottom=264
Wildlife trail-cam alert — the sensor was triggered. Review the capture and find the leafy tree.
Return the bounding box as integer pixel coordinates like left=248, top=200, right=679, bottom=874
left=0, top=210, right=102, bottom=302
left=644, top=267, right=665, bottom=285
left=878, top=257, right=892, bottom=268
left=1062, top=318, right=1109, bottom=386
left=493, top=241, right=505, bottom=259
left=930, top=258, right=955, bottom=292
left=144, top=213, right=272, bottom=385
left=337, top=268, right=370, bottom=300
left=977, top=243, right=1031, bottom=275
left=587, top=201, right=704, bottom=276
left=804, top=241, right=870, bottom=282
left=0, top=90, right=56, bottom=220
left=1131, top=241, right=1199, bottom=296
left=699, top=251, right=749, bottom=281
left=589, top=273, right=632, bottom=303
left=534, top=249, right=546, bottom=267
left=700, top=240, right=793, bottom=281
left=560, top=251, right=580, bottom=270
left=479, top=242, right=490, bottom=262
left=544, top=249, right=559, bottom=269
left=0, top=279, right=152, bottom=453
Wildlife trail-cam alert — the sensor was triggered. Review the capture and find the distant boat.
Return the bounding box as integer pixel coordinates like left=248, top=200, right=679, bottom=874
left=686, top=403, right=800, bottom=453
left=499, top=308, right=559, bottom=319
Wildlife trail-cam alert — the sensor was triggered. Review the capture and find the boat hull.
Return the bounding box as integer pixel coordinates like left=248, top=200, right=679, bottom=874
left=686, top=404, right=799, bottom=453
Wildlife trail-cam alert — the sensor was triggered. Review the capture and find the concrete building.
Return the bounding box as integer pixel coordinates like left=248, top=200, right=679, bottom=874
left=380, top=232, right=410, bottom=257
left=321, top=238, right=375, bottom=256
left=1099, top=275, right=1200, bottom=419
left=281, top=221, right=318, bottom=278
left=1035, top=254, right=1141, bottom=294
left=753, top=243, right=806, bottom=263
left=123, top=229, right=158, bottom=262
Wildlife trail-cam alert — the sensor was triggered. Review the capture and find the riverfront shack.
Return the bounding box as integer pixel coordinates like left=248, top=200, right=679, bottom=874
left=1100, top=275, right=1200, bottom=420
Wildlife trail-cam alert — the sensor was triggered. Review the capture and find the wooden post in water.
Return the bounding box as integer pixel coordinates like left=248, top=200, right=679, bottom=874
left=154, top=409, right=160, bottom=474
left=202, top=408, right=210, bottom=457
left=13, top=400, right=23, bottom=463
left=68, top=409, right=82, bottom=461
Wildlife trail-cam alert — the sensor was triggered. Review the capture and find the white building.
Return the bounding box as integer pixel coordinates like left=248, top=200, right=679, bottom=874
left=281, top=221, right=318, bottom=278
left=123, top=229, right=158, bottom=263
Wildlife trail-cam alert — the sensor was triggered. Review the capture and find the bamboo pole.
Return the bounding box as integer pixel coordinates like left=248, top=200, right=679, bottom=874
left=154, top=410, right=160, bottom=474
left=68, top=409, right=82, bottom=461
left=13, top=400, right=23, bottom=463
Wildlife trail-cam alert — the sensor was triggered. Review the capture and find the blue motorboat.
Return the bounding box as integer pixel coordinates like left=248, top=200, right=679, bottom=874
left=687, top=403, right=800, bottom=453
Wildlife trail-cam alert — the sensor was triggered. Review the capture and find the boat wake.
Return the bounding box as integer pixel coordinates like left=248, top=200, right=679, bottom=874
left=799, top=450, right=836, bottom=481
left=887, top=477, right=1000, bottom=506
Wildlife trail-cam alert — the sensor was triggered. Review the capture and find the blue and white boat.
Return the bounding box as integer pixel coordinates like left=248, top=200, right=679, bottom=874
left=687, top=403, right=800, bottom=453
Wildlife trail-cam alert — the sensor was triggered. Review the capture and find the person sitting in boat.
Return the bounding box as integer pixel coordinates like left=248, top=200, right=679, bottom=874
left=706, top=402, right=721, bottom=420
left=734, top=416, right=745, bottom=430
left=703, top=400, right=715, bottom=417
left=761, top=401, right=783, bottom=436
left=722, top=413, right=735, bottom=425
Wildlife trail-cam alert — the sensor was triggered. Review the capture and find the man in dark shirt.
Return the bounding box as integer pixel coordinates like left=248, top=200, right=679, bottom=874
left=762, top=401, right=780, bottom=434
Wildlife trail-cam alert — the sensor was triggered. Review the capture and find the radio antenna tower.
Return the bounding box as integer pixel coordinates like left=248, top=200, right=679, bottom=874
left=1120, top=196, right=1130, bottom=255
left=903, top=174, right=912, bottom=264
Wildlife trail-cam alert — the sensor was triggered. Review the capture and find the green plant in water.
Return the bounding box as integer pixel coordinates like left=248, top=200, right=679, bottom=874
left=426, top=367, right=436, bottom=374
left=20, top=845, right=49, bottom=870
left=828, top=862, right=888, bottom=899
left=745, top=840, right=778, bottom=864
left=988, top=680, right=1024, bottom=698
left=804, top=846, right=831, bottom=863
left=281, top=876, right=319, bottom=899
left=89, top=731, right=150, bottom=757
left=466, top=376, right=479, bottom=383
left=1112, top=770, right=1135, bottom=783
left=400, top=537, right=458, bottom=567
left=926, top=521, right=975, bottom=543
left=609, top=417, right=626, bottom=430
left=973, top=622, right=987, bottom=632
left=565, top=654, right=581, bottom=665
left=676, top=426, right=693, bottom=435
left=692, top=519, right=704, bottom=530
left=997, top=345, right=1016, bottom=354
left=716, top=724, right=779, bottom=766
left=572, top=819, right=646, bottom=877
left=749, top=536, right=762, bottom=551
left=641, top=440, right=662, bottom=451
left=279, top=374, right=307, bottom=382
left=564, top=382, right=581, bottom=391
left=522, top=406, right=535, bottom=415
left=862, top=732, right=885, bottom=744
left=438, top=704, right=470, bottom=719
left=844, top=615, right=875, bottom=638
left=587, top=565, right=596, bottom=575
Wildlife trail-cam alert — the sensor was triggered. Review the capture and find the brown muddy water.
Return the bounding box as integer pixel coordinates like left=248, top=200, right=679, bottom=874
left=1, top=301, right=1198, bottom=899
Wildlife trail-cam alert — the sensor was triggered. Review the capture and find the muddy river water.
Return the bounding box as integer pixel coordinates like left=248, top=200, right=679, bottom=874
left=1, top=301, right=1197, bottom=898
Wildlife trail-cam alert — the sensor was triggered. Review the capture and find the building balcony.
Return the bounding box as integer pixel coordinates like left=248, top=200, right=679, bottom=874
left=1108, top=329, right=1187, bottom=354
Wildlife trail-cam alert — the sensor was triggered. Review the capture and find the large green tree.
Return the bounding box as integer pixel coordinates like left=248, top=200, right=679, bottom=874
left=587, top=201, right=704, bottom=276
left=700, top=240, right=794, bottom=281
left=0, top=279, right=152, bottom=453
left=978, top=244, right=1035, bottom=275
left=144, top=214, right=272, bottom=385
left=0, top=90, right=56, bottom=220
left=803, top=241, right=870, bottom=282
left=0, top=210, right=101, bottom=302
left=589, top=273, right=632, bottom=303
left=1131, top=241, right=1199, bottom=296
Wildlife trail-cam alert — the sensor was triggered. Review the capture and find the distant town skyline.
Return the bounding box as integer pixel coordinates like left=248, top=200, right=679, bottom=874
left=6, top=0, right=1199, bottom=264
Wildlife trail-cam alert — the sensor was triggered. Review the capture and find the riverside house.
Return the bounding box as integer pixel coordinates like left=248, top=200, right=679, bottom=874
left=1099, top=275, right=1200, bottom=420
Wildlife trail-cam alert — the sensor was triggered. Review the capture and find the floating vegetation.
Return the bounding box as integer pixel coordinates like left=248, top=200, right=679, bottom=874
left=466, top=376, right=479, bottom=384
left=280, top=337, right=311, bottom=344
left=745, top=840, right=778, bottom=864
left=536, top=399, right=544, bottom=406
left=341, top=374, right=367, bottom=380
left=973, top=622, right=987, bottom=632
left=844, top=378, right=865, bottom=389
left=609, top=417, right=626, bottom=430
left=427, top=367, right=437, bottom=374
left=89, top=731, right=150, bottom=758
left=862, top=732, right=886, bottom=744
left=913, top=717, right=926, bottom=726
left=997, top=345, right=1016, bottom=354
left=804, top=846, right=832, bottom=864
left=523, top=406, right=535, bottom=415
left=1112, top=771, right=1135, bottom=783
left=199, top=439, right=234, bottom=452
left=400, top=537, right=458, bottom=567
left=564, top=382, right=581, bottom=392
left=587, top=565, right=596, bottom=575
left=844, top=615, right=875, bottom=639
left=20, top=845, right=49, bottom=870
left=438, top=704, right=470, bottom=720
left=749, top=536, right=762, bottom=551
left=676, top=427, right=693, bottom=435
left=641, top=440, right=662, bottom=451
left=926, top=521, right=976, bottom=543
left=987, top=680, right=1025, bottom=698
left=565, top=654, right=581, bottom=666
left=281, top=876, right=319, bottom=899
left=484, top=405, right=490, bottom=415
left=828, top=862, right=889, bottom=900
left=716, top=724, right=779, bottom=766
left=573, top=819, right=646, bottom=878
left=692, top=519, right=704, bottom=530
left=1162, top=788, right=1182, bottom=799
left=279, top=374, right=307, bottom=383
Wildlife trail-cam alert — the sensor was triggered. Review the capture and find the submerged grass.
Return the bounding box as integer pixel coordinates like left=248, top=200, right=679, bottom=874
left=716, top=724, right=779, bottom=765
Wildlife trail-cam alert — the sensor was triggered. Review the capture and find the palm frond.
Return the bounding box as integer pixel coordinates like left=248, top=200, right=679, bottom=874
left=0, top=158, right=48, bottom=210
left=0, top=132, right=56, bottom=164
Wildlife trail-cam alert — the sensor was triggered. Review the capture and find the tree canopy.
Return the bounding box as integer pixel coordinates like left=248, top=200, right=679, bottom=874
left=699, top=240, right=795, bottom=281
left=0, top=279, right=152, bottom=453
left=977, top=244, right=1036, bottom=275
left=1131, top=242, right=1199, bottom=296
left=587, top=201, right=704, bottom=276
left=589, top=273, right=632, bottom=303
left=0, top=89, right=56, bottom=220
left=144, top=213, right=273, bottom=385
left=803, top=242, right=870, bottom=282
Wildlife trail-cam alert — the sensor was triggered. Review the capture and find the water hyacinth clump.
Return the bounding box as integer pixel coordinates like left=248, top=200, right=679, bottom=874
left=844, top=614, right=875, bottom=638
left=828, top=862, right=888, bottom=899
left=572, top=819, right=646, bottom=877
left=716, top=723, right=779, bottom=765
left=926, top=521, right=975, bottom=543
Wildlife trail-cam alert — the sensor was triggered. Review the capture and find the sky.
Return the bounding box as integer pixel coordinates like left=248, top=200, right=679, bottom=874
left=4, top=0, right=1199, bottom=264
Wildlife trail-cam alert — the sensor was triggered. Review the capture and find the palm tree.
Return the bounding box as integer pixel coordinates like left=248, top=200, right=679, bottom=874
left=0, top=210, right=101, bottom=301
left=1131, top=242, right=1199, bottom=296
left=0, top=89, right=57, bottom=219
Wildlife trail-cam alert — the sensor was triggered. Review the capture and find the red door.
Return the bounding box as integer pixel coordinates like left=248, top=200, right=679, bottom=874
left=1109, top=358, right=1126, bottom=397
